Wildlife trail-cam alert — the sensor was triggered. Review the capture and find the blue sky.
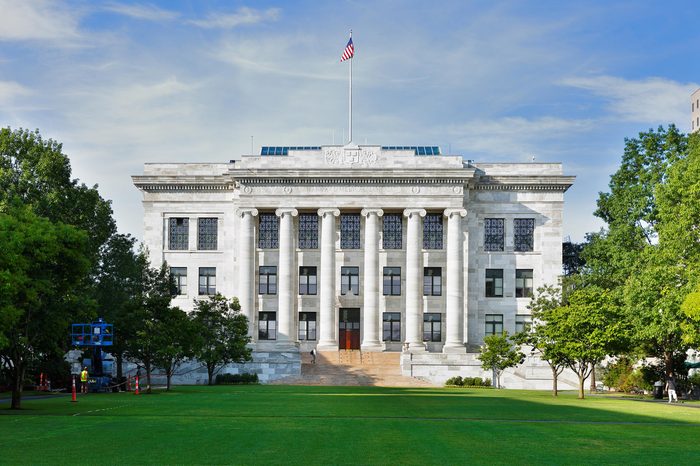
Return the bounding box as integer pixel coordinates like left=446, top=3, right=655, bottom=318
left=1, top=0, right=699, bottom=242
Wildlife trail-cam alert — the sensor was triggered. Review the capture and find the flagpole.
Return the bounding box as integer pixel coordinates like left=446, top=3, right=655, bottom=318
left=348, top=29, right=353, bottom=144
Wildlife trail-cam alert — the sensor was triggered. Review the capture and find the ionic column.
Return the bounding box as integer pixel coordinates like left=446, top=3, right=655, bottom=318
left=317, top=208, right=340, bottom=350
left=443, top=208, right=467, bottom=353
left=237, top=208, right=258, bottom=339
left=361, top=208, right=383, bottom=351
left=276, top=208, right=298, bottom=349
left=404, top=208, right=426, bottom=351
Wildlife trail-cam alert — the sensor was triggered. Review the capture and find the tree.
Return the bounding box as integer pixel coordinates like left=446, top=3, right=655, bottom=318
left=0, top=206, right=90, bottom=409
left=125, top=260, right=177, bottom=393
left=192, top=294, right=252, bottom=385
left=152, top=307, right=199, bottom=390
left=562, top=240, right=585, bottom=276
left=518, top=284, right=568, bottom=397
left=477, top=332, right=524, bottom=389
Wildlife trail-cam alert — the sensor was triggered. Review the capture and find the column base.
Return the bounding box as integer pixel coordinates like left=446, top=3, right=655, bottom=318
left=316, top=341, right=339, bottom=351
left=406, top=342, right=426, bottom=352
left=361, top=342, right=383, bottom=352
left=442, top=343, right=467, bottom=354
left=274, top=341, right=300, bottom=352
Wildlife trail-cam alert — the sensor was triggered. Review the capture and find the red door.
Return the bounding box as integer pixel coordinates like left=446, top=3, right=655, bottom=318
left=339, top=308, right=360, bottom=350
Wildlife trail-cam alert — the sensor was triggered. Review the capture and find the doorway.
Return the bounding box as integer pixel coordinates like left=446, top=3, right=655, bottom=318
left=339, top=308, right=360, bottom=350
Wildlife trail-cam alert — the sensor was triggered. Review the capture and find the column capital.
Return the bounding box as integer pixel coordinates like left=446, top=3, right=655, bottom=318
left=444, top=208, right=467, bottom=219
left=275, top=208, right=298, bottom=218
left=403, top=208, right=426, bottom=219
left=317, top=208, right=340, bottom=217
left=361, top=208, right=384, bottom=218
left=237, top=208, right=259, bottom=218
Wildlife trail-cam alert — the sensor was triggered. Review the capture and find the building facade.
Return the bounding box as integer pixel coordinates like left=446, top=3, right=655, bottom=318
left=693, top=88, right=700, bottom=133
left=133, top=144, right=574, bottom=386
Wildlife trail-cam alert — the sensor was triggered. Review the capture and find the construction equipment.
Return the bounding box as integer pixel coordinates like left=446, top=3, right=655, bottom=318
left=71, top=318, right=115, bottom=392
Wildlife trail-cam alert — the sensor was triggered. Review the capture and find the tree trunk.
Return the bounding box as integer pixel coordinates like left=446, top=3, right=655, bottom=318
left=551, top=365, right=559, bottom=397
left=664, top=351, right=674, bottom=375
left=589, top=363, right=596, bottom=393
left=145, top=361, right=152, bottom=394
left=116, top=352, right=123, bottom=381
left=166, top=373, right=172, bottom=391
left=577, top=372, right=586, bottom=399
left=208, top=364, right=214, bottom=385
left=11, top=364, right=25, bottom=410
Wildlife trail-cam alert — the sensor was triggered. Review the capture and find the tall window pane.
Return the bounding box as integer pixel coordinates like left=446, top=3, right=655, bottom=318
left=515, top=315, right=531, bottom=334
left=485, top=269, right=503, bottom=297
left=383, top=214, right=402, bottom=249
left=341, top=266, right=360, bottom=295
left=340, top=214, right=361, bottom=249
left=423, top=267, right=442, bottom=296
left=423, top=214, right=443, bottom=249
left=259, top=266, right=277, bottom=295
left=383, top=312, right=401, bottom=342
left=514, top=218, right=535, bottom=252
left=299, top=266, right=317, bottom=295
left=168, top=217, right=189, bottom=250
left=383, top=267, right=401, bottom=296
left=423, top=313, right=442, bottom=342
left=170, top=267, right=187, bottom=295
left=259, top=312, right=277, bottom=340
left=298, top=214, right=319, bottom=249
left=516, top=269, right=533, bottom=298
left=485, top=314, right=504, bottom=336
left=484, top=218, right=504, bottom=251
left=258, top=214, right=279, bottom=249
left=197, top=217, right=218, bottom=250
left=198, top=267, right=216, bottom=295
left=299, top=312, right=317, bottom=341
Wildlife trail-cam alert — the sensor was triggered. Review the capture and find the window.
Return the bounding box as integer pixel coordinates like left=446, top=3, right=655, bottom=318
left=485, top=314, right=504, bottom=336
left=299, top=266, right=317, bottom=295
left=515, top=315, right=531, bottom=334
left=423, top=214, right=443, bottom=249
left=484, top=218, right=504, bottom=251
left=423, top=267, right=442, bottom=296
left=170, top=267, right=187, bottom=295
left=383, top=214, right=402, bottom=249
left=485, top=269, right=503, bottom=297
left=516, top=269, right=533, bottom=298
left=168, top=217, right=189, bottom=250
left=341, top=266, right=360, bottom=295
left=340, top=214, right=361, bottom=249
left=298, top=214, right=319, bottom=249
left=514, top=218, right=535, bottom=252
left=197, top=217, right=218, bottom=250
left=298, top=312, right=317, bottom=341
left=258, top=312, right=276, bottom=340
left=383, top=312, right=401, bottom=342
left=259, top=266, right=277, bottom=295
left=383, top=267, right=401, bottom=296
left=198, top=267, right=216, bottom=295
left=423, top=313, right=442, bottom=342
left=258, top=214, right=279, bottom=249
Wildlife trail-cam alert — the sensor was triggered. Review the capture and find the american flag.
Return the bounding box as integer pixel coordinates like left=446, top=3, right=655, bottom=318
left=340, top=37, right=354, bottom=62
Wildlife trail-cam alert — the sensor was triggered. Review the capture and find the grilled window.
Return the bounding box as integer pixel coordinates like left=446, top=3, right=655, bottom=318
left=382, top=214, right=402, bottom=249
left=258, top=214, right=279, bottom=249
left=340, top=214, right=361, bottom=249
left=514, top=218, right=535, bottom=252
left=197, top=218, right=218, bottom=250
left=168, top=217, right=189, bottom=250
left=484, top=218, right=504, bottom=251
left=298, top=214, right=319, bottom=249
left=423, top=214, right=443, bottom=249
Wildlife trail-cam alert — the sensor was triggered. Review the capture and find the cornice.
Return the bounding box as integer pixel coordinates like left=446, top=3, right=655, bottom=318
left=132, top=175, right=234, bottom=192
left=475, top=175, right=575, bottom=192
left=231, top=168, right=477, bottom=186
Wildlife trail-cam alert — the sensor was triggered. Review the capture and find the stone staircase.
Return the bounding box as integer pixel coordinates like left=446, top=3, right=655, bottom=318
left=271, top=350, right=434, bottom=387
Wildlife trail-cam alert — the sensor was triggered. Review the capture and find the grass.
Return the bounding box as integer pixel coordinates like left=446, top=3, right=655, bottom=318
left=2, top=385, right=700, bottom=465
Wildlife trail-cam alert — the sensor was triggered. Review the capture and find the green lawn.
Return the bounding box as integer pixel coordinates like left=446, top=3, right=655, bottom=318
left=1, top=385, right=699, bottom=465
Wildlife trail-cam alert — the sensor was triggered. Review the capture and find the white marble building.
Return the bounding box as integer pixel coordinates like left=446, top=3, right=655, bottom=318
left=133, top=144, right=574, bottom=386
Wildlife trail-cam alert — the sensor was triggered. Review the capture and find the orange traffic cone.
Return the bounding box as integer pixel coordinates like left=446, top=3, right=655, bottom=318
left=134, top=375, right=140, bottom=395
left=71, top=375, right=77, bottom=402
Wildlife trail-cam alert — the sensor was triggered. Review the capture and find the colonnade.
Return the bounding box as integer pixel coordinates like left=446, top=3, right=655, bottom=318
left=237, top=207, right=467, bottom=353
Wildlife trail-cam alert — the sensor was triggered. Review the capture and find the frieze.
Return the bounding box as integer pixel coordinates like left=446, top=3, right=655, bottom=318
left=324, top=146, right=380, bottom=167
left=239, top=185, right=464, bottom=196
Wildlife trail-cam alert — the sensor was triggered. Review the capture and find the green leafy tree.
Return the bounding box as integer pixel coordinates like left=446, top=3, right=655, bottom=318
left=477, top=332, right=524, bottom=389
left=518, top=284, right=568, bottom=396
left=0, top=206, right=90, bottom=409
left=152, top=307, right=200, bottom=390
left=192, top=294, right=252, bottom=385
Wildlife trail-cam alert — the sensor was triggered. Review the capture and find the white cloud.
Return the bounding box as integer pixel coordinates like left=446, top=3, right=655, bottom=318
left=561, top=75, right=698, bottom=126
left=104, top=2, right=179, bottom=21
left=0, top=0, right=82, bottom=43
left=0, top=81, right=31, bottom=104
left=188, top=7, right=280, bottom=29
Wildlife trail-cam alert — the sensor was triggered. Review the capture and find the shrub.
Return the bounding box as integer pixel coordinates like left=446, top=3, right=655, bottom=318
left=602, top=357, right=634, bottom=390
left=215, top=373, right=259, bottom=385
left=483, top=378, right=492, bottom=387
left=445, top=376, right=463, bottom=386
left=472, top=377, right=483, bottom=387
left=462, top=377, right=474, bottom=386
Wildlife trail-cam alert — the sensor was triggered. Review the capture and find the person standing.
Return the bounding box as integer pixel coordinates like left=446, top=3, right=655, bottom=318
left=310, top=348, right=317, bottom=364
left=665, top=373, right=678, bottom=403
left=80, top=366, right=89, bottom=394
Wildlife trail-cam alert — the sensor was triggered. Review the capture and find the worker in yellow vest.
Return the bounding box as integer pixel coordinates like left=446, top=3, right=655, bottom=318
left=80, top=366, right=89, bottom=393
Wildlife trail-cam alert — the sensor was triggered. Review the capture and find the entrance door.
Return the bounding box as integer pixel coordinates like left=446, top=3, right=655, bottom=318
left=339, top=308, right=360, bottom=350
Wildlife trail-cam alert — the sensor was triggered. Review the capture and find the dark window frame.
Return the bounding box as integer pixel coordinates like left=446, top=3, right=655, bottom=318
left=423, top=313, right=442, bottom=342
left=299, top=266, right=317, bottom=295
left=485, top=269, right=504, bottom=298
left=383, top=312, right=401, bottom=342
left=258, top=312, right=277, bottom=340
left=484, top=218, right=504, bottom=252
left=423, top=267, right=442, bottom=296
left=423, top=213, right=444, bottom=249
left=168, top=217, right=189, bottom=250
left=514, top=218, right=535, bottom=252
left=298, top=214, right=319, bottom=249
left=382, top=214, right=403, bottom=249
left=341, top=266, right=360, bottom=296
left=340, top=214, right=361, bottom=249
left=383, top=267, right=401, bottom=296
left=485, top=314, right=504, bottom=336
left=258, top=214, right=279, bottom=249
left=198, top=267, right=216, bottom=296
left=259, top=266, right=277, bottom=295
left=515, top=269, right=534, bottom=298
left=170, top=267, right=187, bottom=295
left=197, top=217, right=218, bottom=250
left=298, top=312, right=317, bottom=341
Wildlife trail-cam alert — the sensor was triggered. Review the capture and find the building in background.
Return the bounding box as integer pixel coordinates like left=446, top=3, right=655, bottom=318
left=693, top=88, right=700, bottom=133
left=133, top=144, right=574, bottom=386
